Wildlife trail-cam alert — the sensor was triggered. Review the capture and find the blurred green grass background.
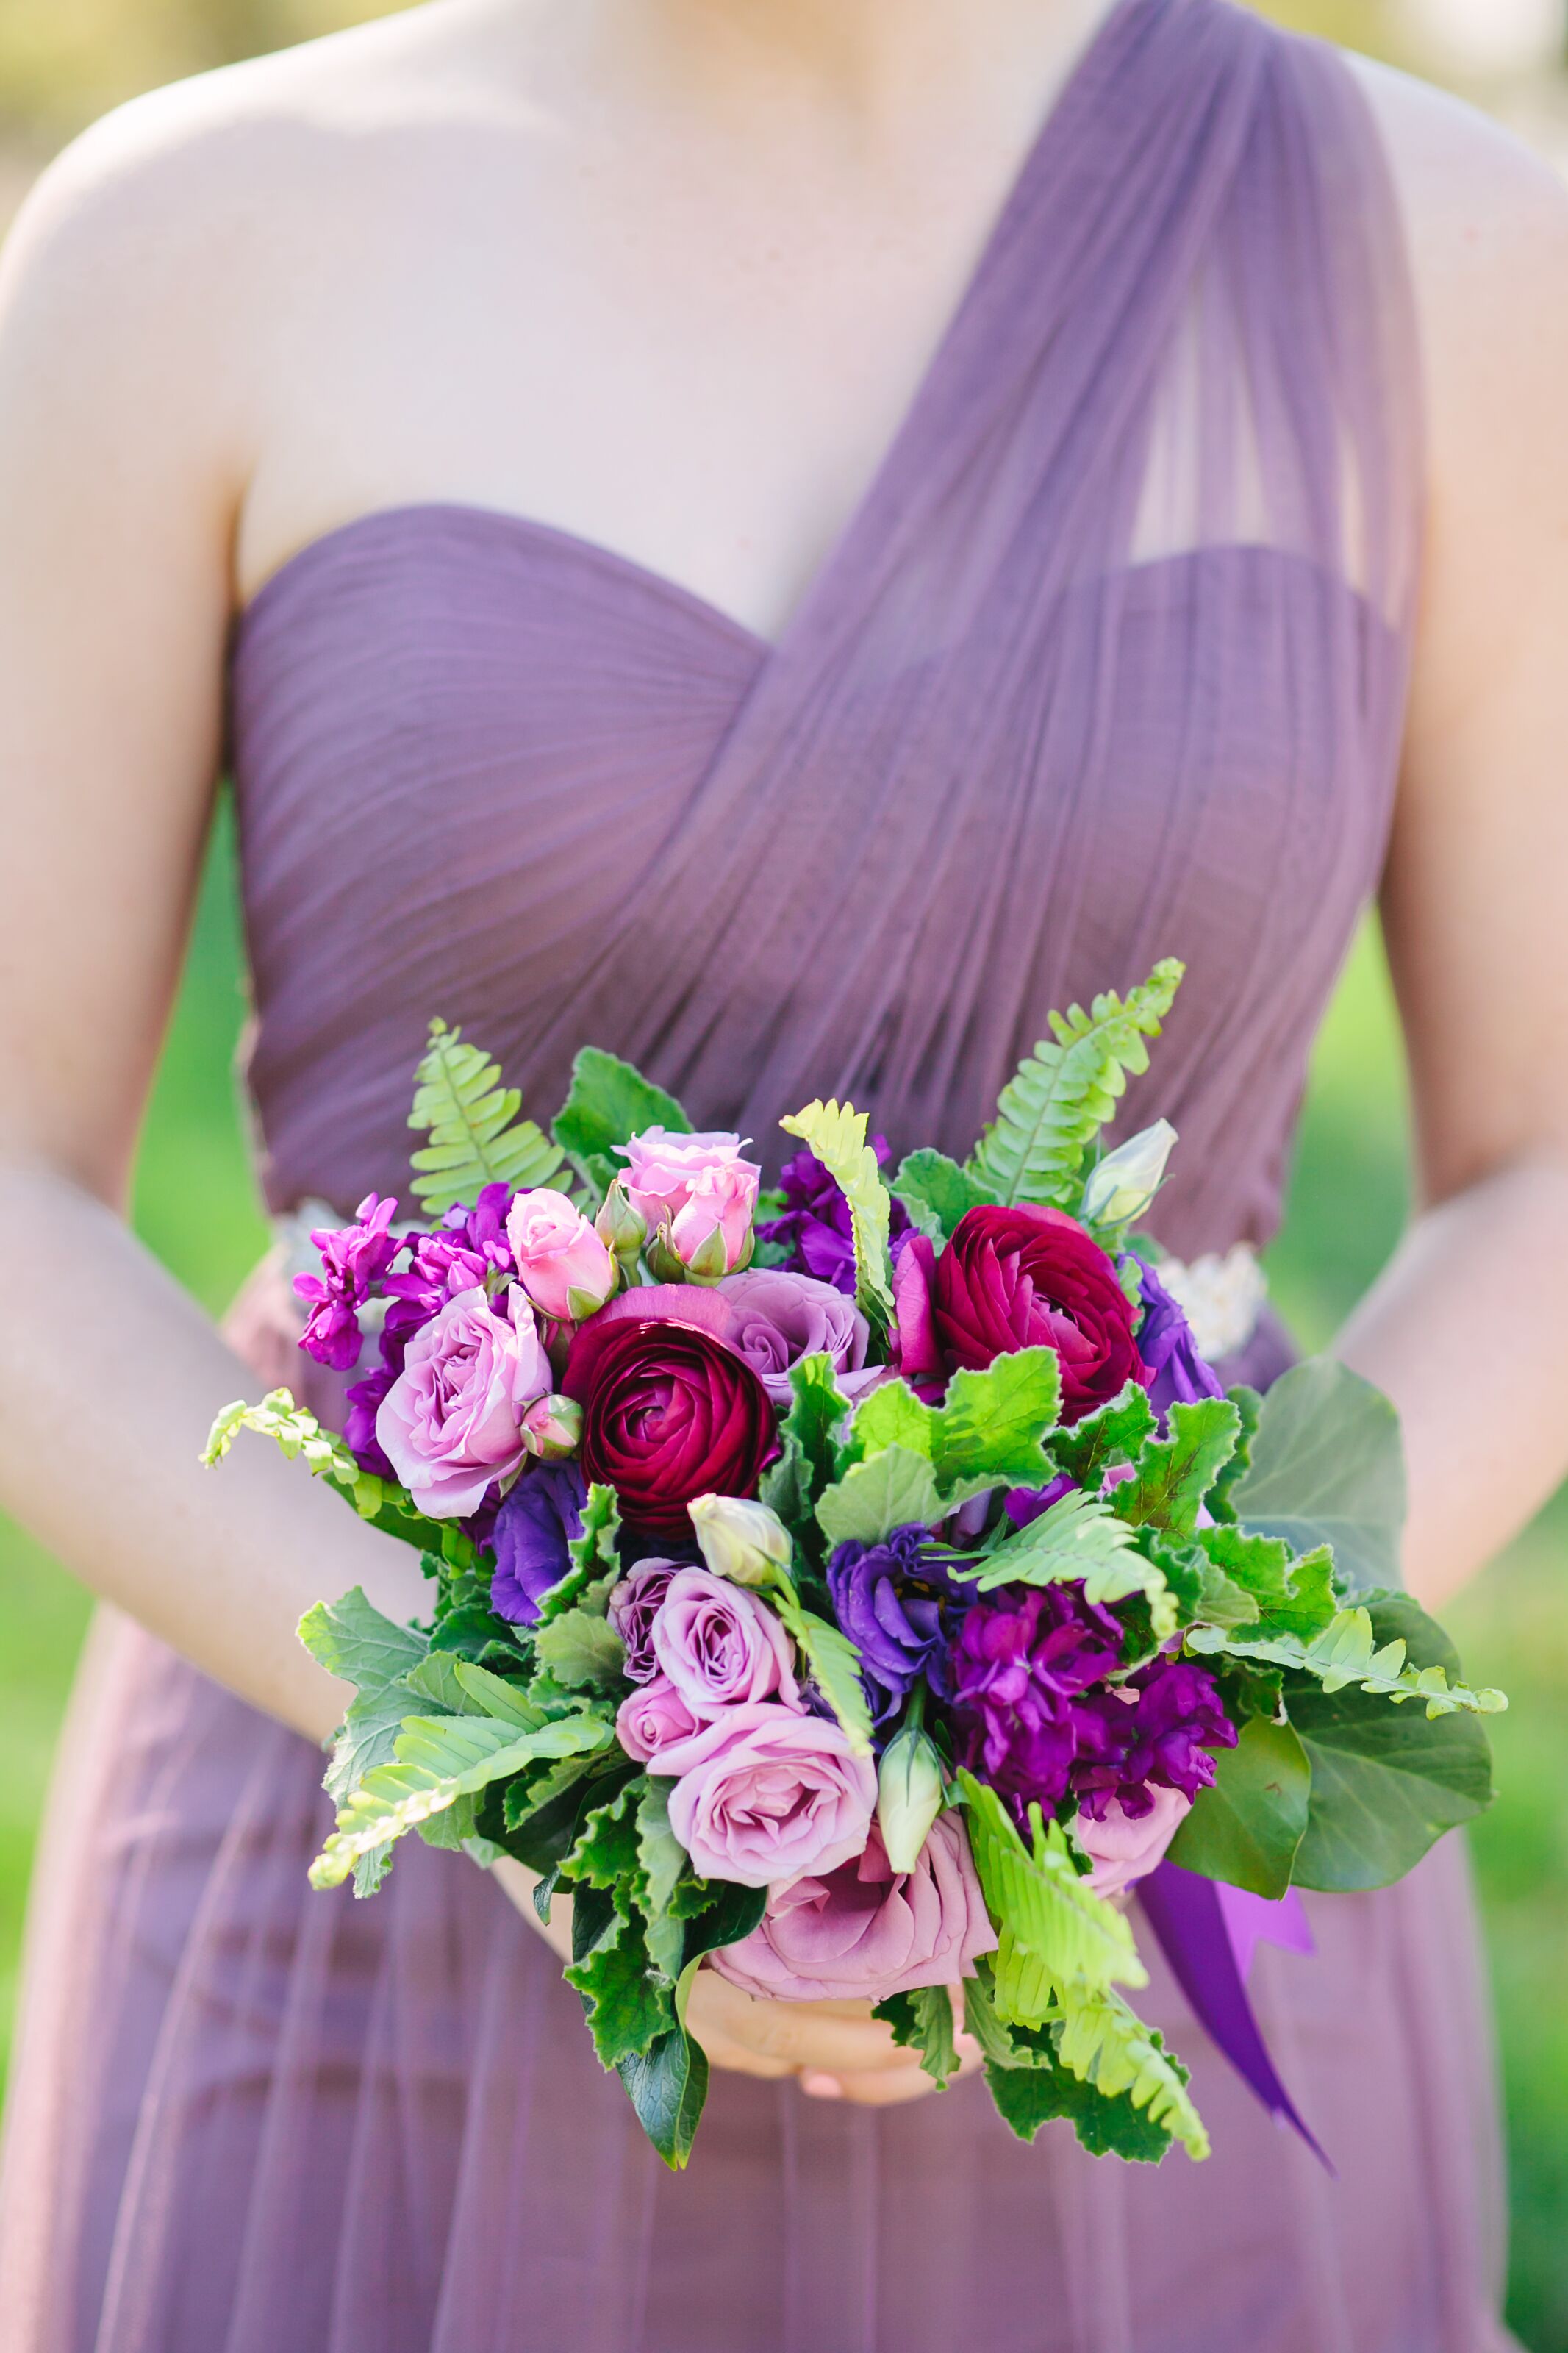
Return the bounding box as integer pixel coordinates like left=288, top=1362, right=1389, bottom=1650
left=0, top=0, right=1565, bottom=2345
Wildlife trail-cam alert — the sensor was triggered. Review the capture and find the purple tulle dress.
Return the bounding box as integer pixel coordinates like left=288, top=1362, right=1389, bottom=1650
left=0, top=2, right=1519, bottom=2346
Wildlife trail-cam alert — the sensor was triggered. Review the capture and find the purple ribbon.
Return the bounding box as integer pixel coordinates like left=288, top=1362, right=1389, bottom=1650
left=1139, top=1860, right=1331, bottom=2169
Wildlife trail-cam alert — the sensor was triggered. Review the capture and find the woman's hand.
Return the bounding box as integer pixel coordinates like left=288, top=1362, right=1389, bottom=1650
left=492, top=1857, right=979, bottom=2104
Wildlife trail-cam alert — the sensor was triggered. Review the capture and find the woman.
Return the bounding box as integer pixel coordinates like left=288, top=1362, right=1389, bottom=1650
left=0, top=0, right=1564, bottom=2343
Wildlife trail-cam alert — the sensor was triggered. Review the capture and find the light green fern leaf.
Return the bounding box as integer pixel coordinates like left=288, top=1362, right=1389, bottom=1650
left=1053, top=1987, right=1211, bottom=2161
left=770, top=1582, right=875, bottom=1757
left=778, top=1097, right=895, bottom=1334
left=1186, top=1607, right=1508, bottom=1717
left=958, top=1773, right=1146, bottom=2015
left=953, top=1488, right=1171, bottom=1625
left=966, top=960, right=1185, bottom=1208
left=312, top=1711, right=612, bottom=1888
left=408, top=1017, right=566, bottom=1216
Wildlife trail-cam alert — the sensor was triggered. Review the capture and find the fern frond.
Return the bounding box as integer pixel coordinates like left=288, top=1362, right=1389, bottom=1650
left=957, top=1774, right=1146, bottom=2016
left=1054, top=1987, right=1211, bottom=2160
left=778, top=1097, right=895, bottom=1335
left=966, top=960, right=1184, bottom=1209
left=408, top=1018, right=566, bottom=1216
left=1186, top=1607, right=1508, bottom=1717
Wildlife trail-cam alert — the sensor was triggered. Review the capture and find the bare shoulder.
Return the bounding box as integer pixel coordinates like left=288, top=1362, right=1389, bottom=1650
left=1341, top=53, right=1568, bottom=464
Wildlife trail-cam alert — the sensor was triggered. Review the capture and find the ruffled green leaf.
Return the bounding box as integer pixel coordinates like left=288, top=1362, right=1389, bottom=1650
left=537, top=1482, right=622, bottom=1624
left=957, top=1774, right=1145, bottom=2021
left=1195, top=1525, right=1336, bottom=1641
left=298, top=1585, right=428, bottom=1691
left=311, top=1712, right=612, bottom=1888
left=770, top=1581, right=875, bottom=1757
left=965, top=960, right=1184, bottom=1209
left=874, top=1985, right=959, bottom=2086
left=891, top=1149, right=998, bottom=1239
left=563, top=1778, right=642, bottom=1889
left=1205, top=1384, right=1261, bottom=1524
left=1166, top=1715, right=1311, bottom=1897
left=1112, top=1396, right=1241, bottom=1539
left=534, top=1607, right=626, bottom=1692
left=779, top=1097, right=895, bottom=1335
left=1228, top=1357, right=1406, bottom=1596
left=1045, top=1382, right=1157, bottom=1489
left=760, top=1354, right=854, bottom=1542
left=567, top=1902, right=670, bottom=2069
left=407, top=1017, right=566, bottom=1216
left=850, top=1349, right=1061, bottom=1496
left=553, top=1046, right=692, bottom=1200
left=815, top=1445, right=943, bottom=1549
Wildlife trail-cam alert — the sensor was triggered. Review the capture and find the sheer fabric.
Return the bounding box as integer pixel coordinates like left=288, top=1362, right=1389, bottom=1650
left=0, top=2, right=1517, bottom=2346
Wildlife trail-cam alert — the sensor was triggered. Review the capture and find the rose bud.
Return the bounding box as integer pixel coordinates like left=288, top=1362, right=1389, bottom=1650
left=689, top=1493, right=793, bottom=1588
left=506, top=1188, right=617, bottom=1322
left=594, top=1179, right=648, bottom=1277
left=519, top=1391, right=583, bottom=1462
left=876, top=1720, right=946, bottom=1874
left=619, top=1127, right=760, bottom=1233
left=1078, top=1120, right=1178, bottom=1232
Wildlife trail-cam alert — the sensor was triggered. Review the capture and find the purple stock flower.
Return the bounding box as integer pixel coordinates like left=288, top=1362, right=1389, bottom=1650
left=757, top=1141, right=913, bottom=1298
left=293, top=1193, right=403, bottom=1372
left=1133, top=1257, right=1225, bottom=1415
left=950, top=1584, right=1125, bottom=1826
left=826, top=1525, right=963, bottom=1727
left=489, top=1460, right=588, bottom=1625
left=379, top=1183, right=518, bottom=1360
left=343, top=1361, right=398, bottom=1480
left=1073, top=1655, right=1236, bottom=1819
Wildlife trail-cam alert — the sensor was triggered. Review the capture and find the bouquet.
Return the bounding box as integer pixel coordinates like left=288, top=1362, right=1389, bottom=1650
left=207, top=959, right=1505, bottom=2170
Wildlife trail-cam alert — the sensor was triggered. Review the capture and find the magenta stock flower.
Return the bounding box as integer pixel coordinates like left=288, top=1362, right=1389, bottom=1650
left=376, top=1284, right=551, bottom=1517
left=294, top=1193, right=402, bottom=1372
left=506, top=1188, right=617, bottom=1322
left=651, top=1703, right=877, bottom=1888
left=709, top=1816, right=996, bottom=2002
left=651, top=1568, right=800, bottom=1714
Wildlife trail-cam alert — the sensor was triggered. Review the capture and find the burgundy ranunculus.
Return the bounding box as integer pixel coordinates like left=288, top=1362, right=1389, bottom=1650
left=562, top=1310, right=776, bottom=1537
left=898, top=1205, right=1148, bottom=1423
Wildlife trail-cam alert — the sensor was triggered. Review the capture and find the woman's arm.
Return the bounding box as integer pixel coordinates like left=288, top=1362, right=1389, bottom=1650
left=1336, top=68, right=1568, bottom=1609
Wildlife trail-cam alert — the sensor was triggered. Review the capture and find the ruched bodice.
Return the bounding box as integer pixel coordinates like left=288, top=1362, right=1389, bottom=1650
left=230, top=0, right=1418, bottom=1255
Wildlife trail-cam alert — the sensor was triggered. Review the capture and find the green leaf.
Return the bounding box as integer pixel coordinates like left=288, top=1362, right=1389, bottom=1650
left=450, top=1661, right=546, bottom=1727
left=1186, top=1602, right=1507, bottom=1717
left=1228, top=1357, right=1406, bottom=1596
left=310, top=1713, right=612, bottom=1888
left=956, top=1774, right=1145, bottom=2019
left=298, top=1585, right=429, bottom=1690
left=953, top=1487, right=1164, bottom=1615
left=1286, top=1592, right=1498, bottom=1891
left=983, top=2046, right=1177, bottom=2162
left=553, top=1046, right=692, bottom=1199
left=874, top=1984, right=959, bottom=2086
left=760, top=1354, right=854, bottom=1539
left=209, top=1390, right=453, bottom=1559
left=1045, top=1382, right=1158, bottom=1491
left=563, top=1779, right=643, bottom=1889
left=634, top=1778, right=698, bottom=1981
left=1052, top=1987, right=1209, bottom=2161
left=1114, top=1396, right=1240, bottom=1539
left=1206, top=1385, right=1261, bottom=1524
left=617, top=2024, right=709, bottom=2171
left=778, top=1097, right=895, bottom=1335
left=534, top=1607, right=626, bottom=1692
left=770, top=1582, right=875, bottom=1757
left=815, top=1445, right=942, bottom=1549
left=407, top=1017, right=565, bottom=1216
left=847, top=1349, right=1062, bottom=1496
left=965, top=960, right=1185, bottom=1209
left=891, top=1149, right=998, bottom=1239
left=537, top=1483, right=623, bottom=1624
left=1166, top=1716, right=1311, bottom=1898
left=1195, top=1526, right=1336, bottom=1642
left=567, top=1904, right=671, bottom=2069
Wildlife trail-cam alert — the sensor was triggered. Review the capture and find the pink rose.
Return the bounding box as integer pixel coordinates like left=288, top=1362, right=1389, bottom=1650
left=617, top=1674, right=706, bottom=1764
left=506, top=1188, right=617, bottom=1321
left=651, top=1568, right=800, bottom=1715
left=375, top=1284, right=550, bottom=1517
left=1077, top=1785, right=1191, bottom=1899
left=607, top=1558, right=681, bottom=1683
left=652, top=1703, right=877, bottom=1888
left=709, top=1816, right=997, bottom=2002
left=620, top=1128, right=761, bottom=1278
left=715, top=1268, right=875, bottom=1406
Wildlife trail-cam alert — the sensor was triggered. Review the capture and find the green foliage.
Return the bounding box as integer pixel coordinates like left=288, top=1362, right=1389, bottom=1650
left=952, top=1487, right=1153, bottom=1608
left=760, top=1354, right=853, bottom=1541
left=770, top=1580, right=875, bottom=1757
left=957, top=1774, right=1145, bottom=2020
left=849, top=1349, right=1061, bottom=1495
left=205, top=1388, right=470, bottom=1563
left=890, top=1149, right=997, bottom=1239
left=1167, top=1716, right=1311, bottom=1897
left=1229, top=1357, right=1406, bottom=1594
left=1112, top=1396, right=1241, bottom=1539
left=298, top=1584, right=427, bottom=1691
left=965, top=960, right=1184, bottom=1208
left=407, top=1018, right=565, bottom=1215
left=533, top=1607, right=625, bottom=1692
left=815, top=1445, right=943, bottom=1548
left=552, top=1046, right=692, bottom=1199
left=616, top=2024, right=710, bottom=2172
left=1186, top=1598, right=1508, bottom=1717
left=311, top=1712, right=612, bottom=1888
left=563, top=1780, right=642, bottom=1888
left=778, top=1097, right=895, bottom=1334
left=1052, top=1986, right=1209, bottom=2162
left=873, top=1984, right=959, bottom=2085
left=537, top=1483, right=622, bottom=1623
left=1195, top=1525, right=1337, bottom=1641
left=1046, top=1382, right=1156, bottom=1488
left=566, top=1904, right=669, bottom=2068
left=1205, top=1384, right=1261, bottom=1524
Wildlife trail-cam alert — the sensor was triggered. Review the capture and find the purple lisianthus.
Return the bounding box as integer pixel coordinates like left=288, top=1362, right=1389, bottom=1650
left=490, top=1459, right=588, bottom=1625
left=293, top=1193, right=403, bottom=1372
left=1072, top=1654, right=1236, bottom=1819
left=1133, top=1257, right=1225, bottom=1415
left=827, top=1525, right=963, bottom=1727
left=950, top=1583, right=1125, bottom=1825
left=757, top=1140, right=913, bottom=1298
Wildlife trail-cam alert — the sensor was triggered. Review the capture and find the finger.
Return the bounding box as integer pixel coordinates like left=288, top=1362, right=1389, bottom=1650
left=821, top=2065, right=944, bottom=2107
left=698, top=2032, right=798, bottom=2082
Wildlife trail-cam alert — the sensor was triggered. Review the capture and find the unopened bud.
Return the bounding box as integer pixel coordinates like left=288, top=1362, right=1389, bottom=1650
left=689, top=1493, right=792, bottom=1588
left=520, top=1393, right=583, bottom=1462
left=594, top=1180, right=648, bottom=1275
left=1080, top=1120, right=1178, bottom=1231
left=877, top=1724, right=945, bottom=1873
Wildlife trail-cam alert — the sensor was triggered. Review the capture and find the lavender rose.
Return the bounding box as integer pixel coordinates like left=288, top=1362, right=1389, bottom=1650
left=1131, top=1256, right=1225, bottom=1415
left=896, top=1204, right=1148, bottom=1422
left=490, top=1459, right=588, bottom=1624
left=715, top=1267, right=874, bottom=1406
left=1077, top=1785, right=1191, bottom=1898
left=607, top=1558, right=682, bottom=1681
left=616, top=1674, right=706, bottom=1764
left=651, top=1702, right=878, bottom=1888
left=376, top=1284, right=551, bottom=1518
left=709, top=1816, right=996, bottom=2003
left=651, top=1567, right=801, bottom=1714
